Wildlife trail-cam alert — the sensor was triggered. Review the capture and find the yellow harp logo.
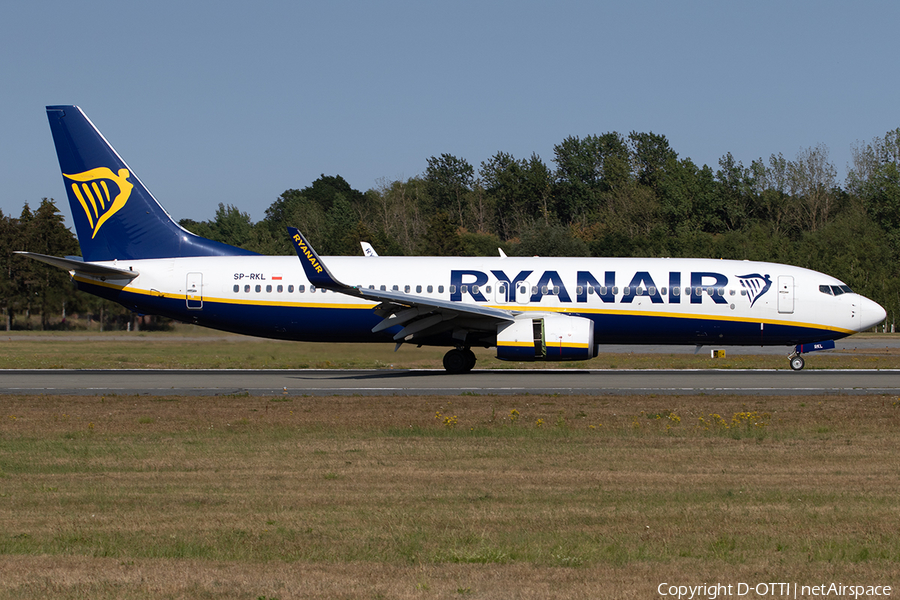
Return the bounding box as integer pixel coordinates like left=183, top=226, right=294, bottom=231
left=63, top=168, right=134, bottom=238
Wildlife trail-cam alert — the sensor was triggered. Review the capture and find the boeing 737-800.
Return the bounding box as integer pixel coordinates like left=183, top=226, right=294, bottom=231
left=18, top=106, right=887, bottom=372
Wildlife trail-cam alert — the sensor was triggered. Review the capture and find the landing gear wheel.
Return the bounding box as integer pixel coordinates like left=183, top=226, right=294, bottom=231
left=463, top=348, right=477, bottom=371
left=789, top=355, right=805, bottom=371
left=443, top=348, right=475, bottom=374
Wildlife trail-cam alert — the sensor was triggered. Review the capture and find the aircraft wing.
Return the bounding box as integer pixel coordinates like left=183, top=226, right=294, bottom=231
left=14, top=251, right=139, bottom=280
left=288, top=227, right=513, bottom=342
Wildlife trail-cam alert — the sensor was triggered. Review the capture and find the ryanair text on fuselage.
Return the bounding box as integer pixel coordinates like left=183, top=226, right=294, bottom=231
left=449, top=269, right=771, bottom=306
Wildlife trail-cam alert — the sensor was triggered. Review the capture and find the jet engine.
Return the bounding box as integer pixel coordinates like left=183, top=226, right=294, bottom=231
left=496, top=314, right=597, bottom=361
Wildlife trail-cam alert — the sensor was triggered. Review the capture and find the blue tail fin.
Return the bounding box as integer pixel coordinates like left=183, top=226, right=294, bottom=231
left=46, top=106, right=257, bottom=261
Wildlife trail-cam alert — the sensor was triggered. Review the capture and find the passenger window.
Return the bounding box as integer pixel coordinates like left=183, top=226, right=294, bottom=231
left=649, top=286, right=656, bottom=295
left=233, top=285, right=239, bottom=293
left=576, top=286, right=584, bottom=295
left=438, top=285, right=444, bottom=293
left=298, top=285, right=305, bottom=293
left=672, top=287, right=680, bottom=297
left=427, top=285, right=433, bottom=293
left=449, top=285, right=457, bottom=294
left=266, top=285, right=272, bottom=293
left=461, top=285, right=468, bottom=293
left=255, top=285, right=261, bottom=293
left=485, top=285, right=491, bottom=294
left=600, top=286, right=607, bottom=295
left=404, top=285, right=410, bottom=293
left=380, top=285, right=386, bottom=291
left=472, top=285, right=479, bottom=294
left=416, top=285, right=422, bottom=293
left=716, top=288, right=724, bottom=297
left=499, top=284, right=507, bottom=294
left=392, top=285, right=399, bottom=291
left=310, top=285, right=316, bottom=293
left=288, top=285, right=294, bottom=293
left=243, top=284, right=250, bottom=293
left=661, top=287, right=668, bottom=295
left=553, top=286, right=560, bottom=295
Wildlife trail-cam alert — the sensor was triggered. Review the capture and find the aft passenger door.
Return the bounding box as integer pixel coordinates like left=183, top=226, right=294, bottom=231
left=186, top=272, right=203, bottom=309
left=777, top=275, right=794, bottom=314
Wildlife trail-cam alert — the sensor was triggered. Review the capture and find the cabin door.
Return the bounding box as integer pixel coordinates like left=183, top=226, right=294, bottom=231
left=777, top=275, right=794, bottom=314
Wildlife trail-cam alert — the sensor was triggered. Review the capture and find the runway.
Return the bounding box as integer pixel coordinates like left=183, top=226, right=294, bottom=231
left=1, top=368, right=899, bottom=396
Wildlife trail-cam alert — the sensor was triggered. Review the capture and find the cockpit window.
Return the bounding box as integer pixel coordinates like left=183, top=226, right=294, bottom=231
left=821, top=284, right=854, bottom=296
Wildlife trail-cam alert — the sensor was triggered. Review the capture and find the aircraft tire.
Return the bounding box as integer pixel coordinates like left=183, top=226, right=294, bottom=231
left=463, top=348, right=477, bottom=371
left=790, top=356, right=805, bottom=371
left=443, top=348, right=473, bottom=374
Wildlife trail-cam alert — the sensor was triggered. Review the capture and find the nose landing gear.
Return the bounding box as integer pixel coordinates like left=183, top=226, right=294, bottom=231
left=788, top=340, right=835, bottom=371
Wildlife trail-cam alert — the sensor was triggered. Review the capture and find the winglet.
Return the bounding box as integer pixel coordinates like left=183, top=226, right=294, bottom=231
left=360, top=241, right=379, bottom=257
left=287, top=227, right=352, bottom=292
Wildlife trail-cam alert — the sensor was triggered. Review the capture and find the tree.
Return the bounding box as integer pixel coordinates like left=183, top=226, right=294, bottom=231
left=514, top=221, right=588, bottom=257
left=628, top=131, right=676, bottom=189
left=553, top=133, right=631, bottom=223
left=425, top=154, right=474, bottom=226
left=419, top=211, right=462, bottom=256
left=787, top=144, right=838, bottom=232
left=479, top=151, right=553, bottom=238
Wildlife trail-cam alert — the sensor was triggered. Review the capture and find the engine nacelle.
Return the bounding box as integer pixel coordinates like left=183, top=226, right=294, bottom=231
left=496, top=314, right=596, bottom=361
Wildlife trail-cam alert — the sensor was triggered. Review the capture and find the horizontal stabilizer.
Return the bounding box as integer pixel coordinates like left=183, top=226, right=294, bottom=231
left=14, top=251, right=139, bottom=279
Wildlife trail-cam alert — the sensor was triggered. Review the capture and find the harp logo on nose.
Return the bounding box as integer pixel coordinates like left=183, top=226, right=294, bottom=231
left=63, top=167, right=134, bottom=238
left=736, top=273, right=773, bottom=308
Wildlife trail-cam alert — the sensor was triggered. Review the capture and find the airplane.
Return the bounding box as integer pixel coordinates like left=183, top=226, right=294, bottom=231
left=18, top=105, right=887, bottom=373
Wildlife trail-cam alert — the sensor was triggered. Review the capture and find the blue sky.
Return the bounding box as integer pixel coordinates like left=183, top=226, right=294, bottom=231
left=2, top=1, right=899, bottom=226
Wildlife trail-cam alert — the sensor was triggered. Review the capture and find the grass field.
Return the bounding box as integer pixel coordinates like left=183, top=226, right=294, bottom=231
left=2, top=392, right=899, bottom=599
left=3, top=328, right=900, bottom=370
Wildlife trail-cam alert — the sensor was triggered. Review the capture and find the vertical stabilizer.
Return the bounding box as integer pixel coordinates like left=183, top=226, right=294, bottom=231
left=46, top=105, right=257, bottom=261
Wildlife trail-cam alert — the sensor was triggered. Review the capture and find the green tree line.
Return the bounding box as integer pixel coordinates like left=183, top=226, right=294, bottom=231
left=6, top=127, right=900, bottom=328
left=0, top=200, right=164, bottom=330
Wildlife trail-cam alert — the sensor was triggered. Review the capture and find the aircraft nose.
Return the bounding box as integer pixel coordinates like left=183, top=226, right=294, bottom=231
left=858, top=296, right=887, bottom=332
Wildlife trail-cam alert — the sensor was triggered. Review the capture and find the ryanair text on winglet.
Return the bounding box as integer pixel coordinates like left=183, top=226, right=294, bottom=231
left=293, top=233, right=324, bottom=274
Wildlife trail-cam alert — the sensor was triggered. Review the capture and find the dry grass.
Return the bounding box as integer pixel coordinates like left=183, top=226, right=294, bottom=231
left=1, top=393, right=899, bottom=598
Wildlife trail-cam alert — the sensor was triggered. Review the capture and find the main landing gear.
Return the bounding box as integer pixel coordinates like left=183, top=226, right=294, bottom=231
left=443, top=347, right=477, bottom=374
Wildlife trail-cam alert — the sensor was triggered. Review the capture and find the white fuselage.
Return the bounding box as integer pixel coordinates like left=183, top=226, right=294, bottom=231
left=73, top=255, right=884, bottom=348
